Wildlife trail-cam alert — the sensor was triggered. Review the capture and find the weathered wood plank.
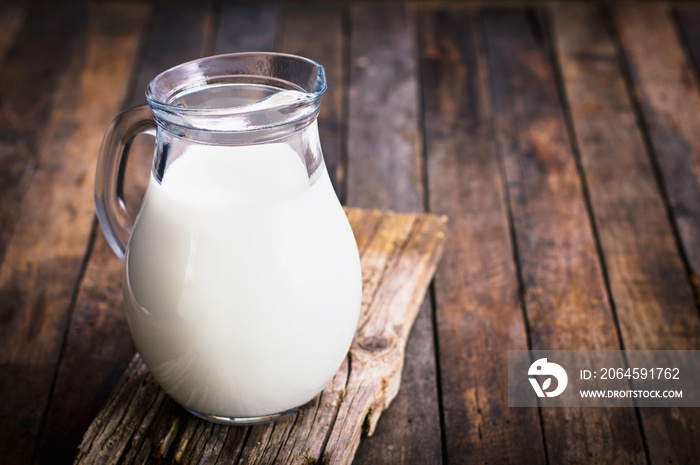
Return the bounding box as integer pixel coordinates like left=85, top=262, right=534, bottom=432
left=0, top=4, right=149, bottom=465
left=418, top=9, right=545, bottom=463
left=74, top=208, right=447, bottom=465
left=615, top=3, right=700, bottom=303
left=0, top=3, right=84, bottom=260
left=482, top=8, right=645, bottom=464
left=346, top=2, right=424, bottom=213
left=278, top=2, right=345, bottom=200
left=554, top=4, right=700, bottom=463
left=33, top=3, right=217, bottom=463
left=345, top=3, right=443, bottom=464
left=552, top=2, right=700, bottom=348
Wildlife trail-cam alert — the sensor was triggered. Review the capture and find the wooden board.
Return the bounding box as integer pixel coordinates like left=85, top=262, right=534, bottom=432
left=552, top=4, right=700, bottom=462
left=604, top=5, right=700, bottom=463
left=615, top=4, right=700, bottom=303
left=481, top=8, right=645, bottom=463
left=417, top=9, right=546, bottom=463
left=74, top=208, right=446, bottom=465
left=0, top=2, right=84, bottom=259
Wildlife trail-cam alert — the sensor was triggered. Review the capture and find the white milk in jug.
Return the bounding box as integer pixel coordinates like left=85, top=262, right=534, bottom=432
left=123, top=140, right=362, bottom=419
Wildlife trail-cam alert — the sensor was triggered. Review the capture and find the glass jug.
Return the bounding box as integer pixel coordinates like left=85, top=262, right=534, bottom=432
left=95, top=53, right=362, bottom=425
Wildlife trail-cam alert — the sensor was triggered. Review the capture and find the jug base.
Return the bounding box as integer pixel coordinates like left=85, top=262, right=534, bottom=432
left=185, top=406, right=301, bottom=425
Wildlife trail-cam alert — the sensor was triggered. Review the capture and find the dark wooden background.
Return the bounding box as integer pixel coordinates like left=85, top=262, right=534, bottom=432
left=1, top=1, right=700, bottom=464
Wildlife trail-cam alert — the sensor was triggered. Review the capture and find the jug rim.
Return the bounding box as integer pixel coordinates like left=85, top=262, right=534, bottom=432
left=144, top=52, right=326, bottom=141
left=145, top=52, right=327, bottom=116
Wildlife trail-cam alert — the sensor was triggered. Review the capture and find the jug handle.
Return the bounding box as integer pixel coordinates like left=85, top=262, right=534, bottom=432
left=95, top=105, right=156, bottom=261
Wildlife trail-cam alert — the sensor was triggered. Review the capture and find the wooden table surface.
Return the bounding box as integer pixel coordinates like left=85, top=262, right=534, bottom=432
left=1, top=1, right=699, bottom=464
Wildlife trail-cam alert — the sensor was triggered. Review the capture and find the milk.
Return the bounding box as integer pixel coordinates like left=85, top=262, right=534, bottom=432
left=123, top=142, right=362, bottom=419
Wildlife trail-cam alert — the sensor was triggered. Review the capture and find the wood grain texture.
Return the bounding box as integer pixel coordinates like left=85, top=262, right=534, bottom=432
left=346, top=3, right=443, bottom=464
left=552, top=4, right=700, bottom=463
left=418, top=9, right=546, bottom=464
left=482, top=8, right=645, bottom=464
left=74, top=208, right=447, bottom=465
left=3, top=3, right=698, bottom=464
left=552, top=3, right=700, bottom=351
left=615, top=3, right=700, bottom=304
left=346, top=2, right=424, bottom=213
left=278, top=2, right=345, bottom=200
left=33, top=3, right=215, bottom=464
left=0, top=3, right=84, bottom=260
left=0, top=4, right=149, bottom=465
